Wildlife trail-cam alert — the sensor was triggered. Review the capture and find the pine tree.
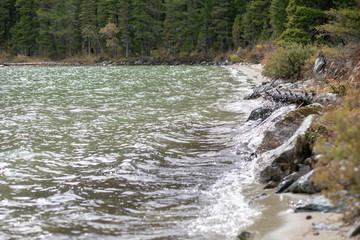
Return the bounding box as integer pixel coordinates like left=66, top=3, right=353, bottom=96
left=280, top=0, right=330, bottom=44
left=80, top=0, right=102, bottom=55
left=316, top=7, right=360, bottom=42
left=232, top=0, right=248, bottom=49
left=211, top=0, right=232, bottom=51
left=0, top=0, right=17, bottom=51
left=132, top=0, right=163, bottom=56
left=163, top=0, right=188, bottom=53
left=37, top=0, right=78, bottom=58
left=10, top=0, right=39, bottom=56
left=117, top=0, right=132, bottom=57
left=97, top=0, right=109, bottom=29
left=270, top=0, right=290, bottom=38
left=242, top=0, right=271, bottom=47
left=197, top=0, right=213, bottom=53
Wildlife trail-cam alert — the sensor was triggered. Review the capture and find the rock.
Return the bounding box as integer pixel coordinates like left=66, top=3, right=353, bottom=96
left=247, top=107, right=275, bottom=122
left=259, top=114, right=314, bottom=184
left=260, top=166, right=283, bottom=184
left=294, top=196, right=337, bottom=213
left=284, top=170, right=322, bottom=194
left=251, top=193, right=268, bottom=201
left=347, top=219, right=360, bottom=238
left=303, top=157, right=313, bottom=166
left=297, top=164, right=312, bottom=175
left=314, top=51, right=326, bottom=81
left=312, top=222, right=339, bottom=230
left=264, top=181, right=279, bottom=189
left=276, top=172, right=301, bottom=193
left=270, top=79, right=284, bottom=88
left=258, top=104, right=322, bottom=153
left=237, top=231, right=252, bottom=240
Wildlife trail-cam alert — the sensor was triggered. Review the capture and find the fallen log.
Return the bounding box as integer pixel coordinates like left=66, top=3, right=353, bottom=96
left=264, top=90, right=339, bottom=106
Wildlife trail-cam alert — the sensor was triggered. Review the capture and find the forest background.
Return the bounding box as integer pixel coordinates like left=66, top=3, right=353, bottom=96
left=0, top=0, right=358, bottom=63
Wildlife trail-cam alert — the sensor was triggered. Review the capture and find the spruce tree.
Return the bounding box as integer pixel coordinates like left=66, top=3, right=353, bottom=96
left=270, top=0, right=290, bottom=38
left=211, top=0, right=232, bottom=51
left=281, top=0, right=330, bottom=44
left=242, top=0, right=271, bottom=47
left=132, top=0, right=163, bottom=56
left=10, top=0, right=39, bottom=56
left=80, top=0, right=102, bottom=55
left=197, top=0, right=213, bottom=53
left=232, top=0, right=248, bottom=49
left=117, top=0, right=132, bottom=57
left=0, top=0, right=17, bottom=51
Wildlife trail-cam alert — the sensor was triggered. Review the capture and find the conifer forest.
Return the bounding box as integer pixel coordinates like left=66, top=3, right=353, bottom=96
left=0, top=0, right=358, bottom=60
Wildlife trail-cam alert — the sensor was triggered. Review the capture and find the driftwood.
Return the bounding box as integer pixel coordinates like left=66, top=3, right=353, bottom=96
left=264, top=90, right=339, bottom=106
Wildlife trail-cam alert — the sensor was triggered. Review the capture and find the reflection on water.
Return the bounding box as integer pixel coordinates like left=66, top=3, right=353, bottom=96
left=0, top=65, right=259, bottom=239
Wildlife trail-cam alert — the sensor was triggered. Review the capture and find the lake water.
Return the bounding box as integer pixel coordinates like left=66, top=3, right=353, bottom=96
left=0, top=65, right=265, bottom=239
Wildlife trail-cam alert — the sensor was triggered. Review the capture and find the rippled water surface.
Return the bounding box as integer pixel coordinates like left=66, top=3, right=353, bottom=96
left=0, top=65, right=261, bottom=239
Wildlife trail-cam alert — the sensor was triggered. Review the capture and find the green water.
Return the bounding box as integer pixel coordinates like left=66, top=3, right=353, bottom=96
left=0, top=65, right=259, bottom=239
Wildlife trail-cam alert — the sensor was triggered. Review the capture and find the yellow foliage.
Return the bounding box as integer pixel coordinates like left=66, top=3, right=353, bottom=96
left=313, top=88, right=360, bottom=223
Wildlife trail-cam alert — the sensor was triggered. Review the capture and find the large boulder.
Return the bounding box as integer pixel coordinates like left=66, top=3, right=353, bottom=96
left=258, top=104, right=323, bottom=185
left=258, top=104, right=323, bottom=153
left=284, top=170, right=322, bottom=194
left=294, top=195, right=337, bottom=213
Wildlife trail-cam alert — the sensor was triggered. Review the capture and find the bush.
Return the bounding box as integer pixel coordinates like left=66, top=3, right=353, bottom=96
left=313, top=88, right=360, bottom=223
left=230, top=54, right=242, bottom=63
left=263, top=43, right=314, bottom=82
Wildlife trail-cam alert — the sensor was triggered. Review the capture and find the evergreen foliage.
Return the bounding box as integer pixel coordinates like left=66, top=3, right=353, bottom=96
left=316, top=7, right=360, bottom=42
left=270, top=0, right=290, bottom=37
left=0, top=0, right=358, bottom=59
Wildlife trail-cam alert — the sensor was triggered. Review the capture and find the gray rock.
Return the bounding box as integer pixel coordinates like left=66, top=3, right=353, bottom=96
left=297, top=164, right=312, bottom=175
left=347, top=218, right=360, bottom=238
left=237, top=231, right=252, bottom=240
left=276, top=172, right=301, bottom=193
left=312, top=222, right=339, bottom=230
left=259, top=115, right=314, bottom=184
left=314, top=51, right=326, bottom=81
left=260, top=166, right=283, bottom=183
left=294, top=196, right=337, bottom=213
left=251, top=193, right=268, bottom=201
left=264, top=181, right=279, bottom=189
left=270, top=79, right=284, bottom=88
left=247, top=107, right=275, bottom=122
left=284, top=170, right=322, bottom=194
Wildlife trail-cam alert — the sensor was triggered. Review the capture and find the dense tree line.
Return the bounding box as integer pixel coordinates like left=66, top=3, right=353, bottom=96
left=0, top=0, right=358, bottom=60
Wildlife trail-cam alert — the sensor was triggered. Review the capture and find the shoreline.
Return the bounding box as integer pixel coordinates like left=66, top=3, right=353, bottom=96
left=0, top=60, right=226, bottom=67
left=231, top=64, right=351, bottom=240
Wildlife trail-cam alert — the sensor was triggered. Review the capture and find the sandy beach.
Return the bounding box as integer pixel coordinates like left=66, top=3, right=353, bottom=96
left=246, top=192, right=352, bottom=240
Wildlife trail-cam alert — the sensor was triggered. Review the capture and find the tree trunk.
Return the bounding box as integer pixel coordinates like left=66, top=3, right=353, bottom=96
left=88, top=38, right=91, bottom=55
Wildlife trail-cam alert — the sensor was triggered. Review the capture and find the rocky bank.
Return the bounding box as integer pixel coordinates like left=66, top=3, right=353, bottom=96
left=229, top=63, right=360, bottom=240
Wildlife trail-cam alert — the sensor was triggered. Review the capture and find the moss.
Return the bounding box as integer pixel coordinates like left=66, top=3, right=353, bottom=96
left=282, top=104, right=323, bottom=124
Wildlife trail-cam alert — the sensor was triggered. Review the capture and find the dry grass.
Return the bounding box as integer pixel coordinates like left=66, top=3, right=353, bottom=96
left=60, top=55, right=101, bottom=64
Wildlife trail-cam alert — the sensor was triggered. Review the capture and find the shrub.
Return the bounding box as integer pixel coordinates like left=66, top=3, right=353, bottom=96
left=263, top=43, right=314, bottom=82
left=313, top=88, right=360, bottom=223
left=230, top=54, right=242, bottom=63
left=0, top=51, right=11, bottom=61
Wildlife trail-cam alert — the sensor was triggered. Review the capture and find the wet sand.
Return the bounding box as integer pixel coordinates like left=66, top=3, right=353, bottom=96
left=245, top=191, right=350, bottom=240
